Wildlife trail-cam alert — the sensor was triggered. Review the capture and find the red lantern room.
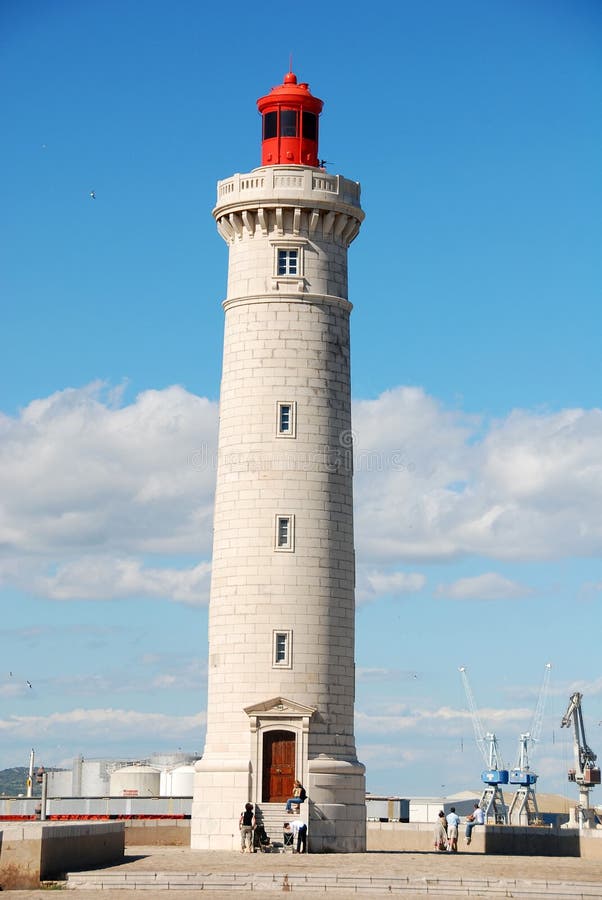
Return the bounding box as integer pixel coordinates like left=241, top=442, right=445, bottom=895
left=257, top=71, right=324, bottom=168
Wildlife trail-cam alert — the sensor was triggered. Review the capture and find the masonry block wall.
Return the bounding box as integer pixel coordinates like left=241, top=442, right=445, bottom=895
left=192, top=166, right=366, bottom=851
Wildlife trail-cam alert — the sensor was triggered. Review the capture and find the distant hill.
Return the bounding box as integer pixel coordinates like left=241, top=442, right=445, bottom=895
left=0, top=767, right=42, bottom=797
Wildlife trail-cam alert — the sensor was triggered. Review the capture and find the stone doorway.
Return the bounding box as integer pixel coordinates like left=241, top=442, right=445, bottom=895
left=262, top=729, right=295, bottom=802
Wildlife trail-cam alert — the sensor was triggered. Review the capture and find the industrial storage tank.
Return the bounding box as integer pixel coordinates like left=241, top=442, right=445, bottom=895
left=79, top=757, right=135, bottom=796
left=110, top=764, right=161, bottom=797
left=160, top=764, right=196, bottom=797
left=149, top=752, right=196, bottom=769
left=46, top=769, right=72, bottom=797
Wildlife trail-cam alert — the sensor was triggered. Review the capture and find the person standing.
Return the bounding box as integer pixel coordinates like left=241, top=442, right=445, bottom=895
left=239, top=803, right=255, bottom=852
left=465, top=802, right=485, bottom=845
left=433, top=810, right=447, bottom=851
left=446, top=806, right=460, bottom=852
left=290, top=818, right=308, bottom=853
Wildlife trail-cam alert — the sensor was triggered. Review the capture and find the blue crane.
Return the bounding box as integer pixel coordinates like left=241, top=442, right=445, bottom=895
left=459, top=666, right=509, bottom=824
left=508, top=663, right=552, bottom=825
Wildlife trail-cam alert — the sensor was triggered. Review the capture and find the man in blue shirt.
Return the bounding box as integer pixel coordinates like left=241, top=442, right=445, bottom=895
left=446, top=807, right=460, bottom=852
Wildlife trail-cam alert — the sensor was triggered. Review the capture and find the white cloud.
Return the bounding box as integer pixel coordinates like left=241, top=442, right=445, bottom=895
left=0, top=706, right=207, bottom=769
left=32, top=557, right=211, bottom=605
left=436, top=573, right=532, bottom=601
left=353, top=388, right=602, bottom=563
left=1, top=382, right=602, bottom=607
left=0, top=682, right=28, bottom=699
left=0, top=382, right=217, bottom=602
left=357, top=567, right=426, bottom=604
left=0, top=382, right=218, bottom=559
left=565, top=675, right=602, bottom=697
left=355, top=704, right=532, bottom=736
left=0, top=708, right=205, bottom=741
left=360, top=743, right=421, bottom=768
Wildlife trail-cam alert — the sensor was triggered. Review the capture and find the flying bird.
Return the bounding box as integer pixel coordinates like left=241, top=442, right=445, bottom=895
left=26, top=680, right=32, bottom=689
left=89, top=191, right=96, bottom=200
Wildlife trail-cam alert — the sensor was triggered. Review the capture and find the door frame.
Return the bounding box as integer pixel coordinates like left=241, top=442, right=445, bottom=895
left=244, top=696, right=315, bottom=807
left=261, top=728, right=296, bottom=802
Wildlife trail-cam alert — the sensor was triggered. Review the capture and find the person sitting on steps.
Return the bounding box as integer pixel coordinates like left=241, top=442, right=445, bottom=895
left=285, top=779, right=306, bottom=812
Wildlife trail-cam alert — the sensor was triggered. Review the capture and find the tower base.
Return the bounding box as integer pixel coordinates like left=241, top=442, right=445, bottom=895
left=191, top=755, right=366, bottom=852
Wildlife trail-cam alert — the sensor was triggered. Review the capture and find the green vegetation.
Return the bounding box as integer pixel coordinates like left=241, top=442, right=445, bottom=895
left=0, top=766, right=42, bottom=797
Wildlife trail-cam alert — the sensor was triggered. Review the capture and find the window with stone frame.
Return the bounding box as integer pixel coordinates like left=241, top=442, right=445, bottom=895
left=272, top=630, right=292, bottom=667
left=271, top=241, right=305, bottom=287
left=277, top=401, right=296, bottom=437
left=275, top=514, right=295, bottom=551
left=277, top=248, right=298, bottom=276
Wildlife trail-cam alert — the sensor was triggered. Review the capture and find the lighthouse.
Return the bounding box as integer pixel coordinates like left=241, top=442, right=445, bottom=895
left=191, top=72, right=366, bottom=852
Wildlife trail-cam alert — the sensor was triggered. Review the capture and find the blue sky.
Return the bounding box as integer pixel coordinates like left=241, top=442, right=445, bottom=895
left=1, top=0, right=601, bottom=800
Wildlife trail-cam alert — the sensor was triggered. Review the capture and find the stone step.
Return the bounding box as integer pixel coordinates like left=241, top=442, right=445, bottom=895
left=254, top=802, right=301, bottom=852
left=66, top=871, right=602, bottom=897
left=254, top=802, right=288, bottom=851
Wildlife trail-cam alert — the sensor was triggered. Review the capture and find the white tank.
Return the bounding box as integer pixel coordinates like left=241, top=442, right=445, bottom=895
left=110, top=764, right=160, bottom=797
left=149, top=752, right=196, bottom=769
left=46, top=769, right=71, bottom=797
left=80, top=758, right=129, bottom=796
left=160, top=764, right=195, bottom=797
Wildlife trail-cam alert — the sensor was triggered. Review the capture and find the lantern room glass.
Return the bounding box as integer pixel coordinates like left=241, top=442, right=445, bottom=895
left=280, top=109, right=298, bottom=137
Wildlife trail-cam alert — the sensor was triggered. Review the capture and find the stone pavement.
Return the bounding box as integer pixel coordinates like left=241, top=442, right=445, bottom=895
left=5, top=845, right=602, bottom=898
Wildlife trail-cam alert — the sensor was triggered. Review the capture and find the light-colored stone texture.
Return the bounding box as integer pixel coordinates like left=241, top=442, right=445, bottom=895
left=59, top=842, right=602, bottom=898
left=192, top=165, right=365, bottom=851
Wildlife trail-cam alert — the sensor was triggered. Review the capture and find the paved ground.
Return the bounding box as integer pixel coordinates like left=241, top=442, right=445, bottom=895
left=74, top=843, right=602, bottom=879
left=4, top=845, right=602, bottom=898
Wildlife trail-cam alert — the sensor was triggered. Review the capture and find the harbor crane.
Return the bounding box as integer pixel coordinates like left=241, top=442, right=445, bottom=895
left=459, top=666, right=508, bottom=824
left=508, top=663, right=552, bottom=825
left=560, top=692, right=601, bottom=829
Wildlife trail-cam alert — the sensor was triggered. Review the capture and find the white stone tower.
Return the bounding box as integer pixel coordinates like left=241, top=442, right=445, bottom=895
left=191, top=71, right=366, bottom=852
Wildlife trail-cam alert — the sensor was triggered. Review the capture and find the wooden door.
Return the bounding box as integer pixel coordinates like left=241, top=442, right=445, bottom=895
left=262, top=730, right=295, bottom=802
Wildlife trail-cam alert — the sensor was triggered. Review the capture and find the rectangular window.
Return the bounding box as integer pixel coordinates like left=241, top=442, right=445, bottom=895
left=263, top=111, right=277, bottom=139
left=278, top=517, right=289, bottom=546
left=277, top=248, right=298, bottom=276
left=272, top=630, right=292, bottom=667
left=275, top=632, right=287, bottom=662
left=277, top=401, right=296, bottom=437
left=272, top=243, right=304, bottom=284
left=280, top=109, right=298, bottom=137
left=302, top=111, right=317, bottom=141
left=275, top=514, right=295, bottom=551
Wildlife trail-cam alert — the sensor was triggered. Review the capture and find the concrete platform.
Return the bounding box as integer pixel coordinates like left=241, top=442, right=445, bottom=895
left=0, top=820, right=124, bottom=889
left=55, top=844, right=602, bottom=898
